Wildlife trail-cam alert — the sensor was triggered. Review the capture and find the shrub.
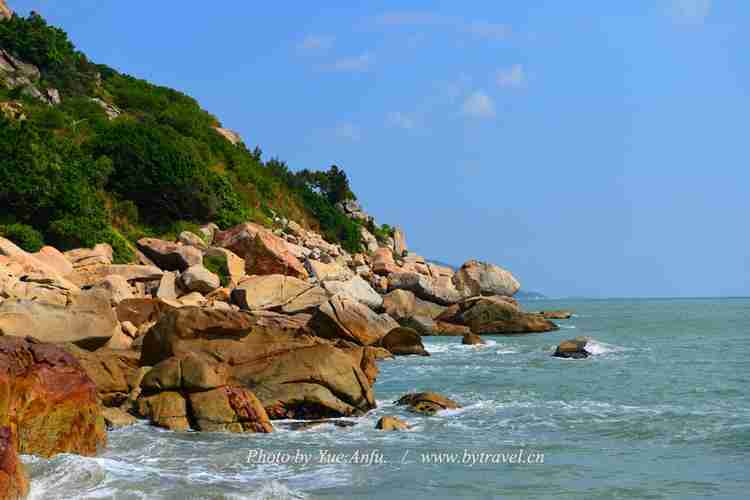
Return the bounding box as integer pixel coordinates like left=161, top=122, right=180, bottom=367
left=0, top=223, right=44, bottom=252
left=203, top=254, right=230, bottom=287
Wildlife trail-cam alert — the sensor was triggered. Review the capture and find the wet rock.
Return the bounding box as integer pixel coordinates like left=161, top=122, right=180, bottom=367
left=462, top=332, right=485, bottom=345
left=61, top=344, right=141, bottom=407
left=188, top=386, right=273, bottom=433
left=379, top=327, right=429, bottom=356
left=376, top=416, right=410, bottom=431
left=136, top=391, right=190, bottom=431
left=539, top=310, right=574, bottom=320
left=395, top=392, right=461, bottom=416
left=102, top=407, right=137, bottom=429
left=553, top=337, right=592, bottom=359
left=0, top=426, right=29, bottom=500
left=0, top=337, right=106, bottom=457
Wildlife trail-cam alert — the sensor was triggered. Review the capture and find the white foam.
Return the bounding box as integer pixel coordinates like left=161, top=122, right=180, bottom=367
left=584, top=340, right=626, bottom=355
left=247, top=480, right=309, bottom=499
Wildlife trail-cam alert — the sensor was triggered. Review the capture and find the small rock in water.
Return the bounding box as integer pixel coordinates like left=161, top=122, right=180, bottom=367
left=539, top=310, right=574, bottom=320
left=280, top=419, right=357, bottom=431
left=395, top=392, right=461, bottom=415
left=102, top=407, right=137, bottom=429
left=375, top=416, right=410, bottom=431
left=553, top=336, right=592, bottom=359
left=462, top=332, right=485, bottom=345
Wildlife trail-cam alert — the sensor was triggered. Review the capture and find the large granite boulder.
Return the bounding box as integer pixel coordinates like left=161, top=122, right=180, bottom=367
left=322, top=275, right=383, bottom=310
left=388, top=272, right=464, bottom=306
left=83, top=275, right=134, bottom=305
left=32, top=246, right=73, bottom=277
left=452, top=260, right=521, bottom=297
left=395, top=392, right=461, bottom=415
left=0, top=427, right=28, bottom=500
left=0, top=337, right=106, bottom=458
left=232, top=274, right=328, bottom=314
left=179, top=264, right=220, bottom=294
left=539, top=310, right=574, bottom=320
left=553, top=337, right=592, bottom=359
left=136, top=238, right=202, bottom=272
left=457, top=296, right=558, bottom=334
left=214, top=223, right=307, bottom=279
left=115, top=298, right=177, bottom=328
left=68, top=264, right=163, bottom=288
left=64, top=244, right=113, bottom=269
left=309, top=295, right=396, bottom=346
left=372, top=248, right=401, bottom=276
left=306, top=260, right=353, bottom=282
left=383, top=289, right=446, bottom=321
left=379, top=327, right=429, bottom=356
left=140, top=308, right=375, bottom=419
left=0, top=295, right=118, bottom=349
left=61, top=345, right=141, bottom=407
left=0, top=269, right=79, bottom=306
left=400, top=315, right=471, bottom=337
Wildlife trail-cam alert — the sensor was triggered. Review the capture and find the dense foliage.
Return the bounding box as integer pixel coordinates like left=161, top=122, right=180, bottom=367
left=0, top=13, right=365, bottom=260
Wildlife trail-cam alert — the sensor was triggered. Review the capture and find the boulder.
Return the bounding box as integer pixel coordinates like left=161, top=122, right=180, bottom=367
left=0, top=272, right=79, bottom=306
left=0, top=337, right=106, bottom=457
left=0, top=236, right=69, bottom=282
left=539, top=310, right=574, bottom=320
left=375, top=416, right=410, bottom=431
left=383, top=289, right=445, bottom=321
left=306, top=260, right=353, bottom=282
left=360, top=227, right=379, bottom=254
left=395, top=392, right=461, bottom=415
left=102, top=408, right=137, bottom=429
left=178, top=291, right=206, bottom=307
left=155, top=271, right=179, bottom=301
left=462, top=332, right=485, bottom=345
left=400, top=315, right=470, bottom=337
left=245, top=231, right=308, bottom=279
left=63, top=244, right=113, bottom=269
left=61, top=344, right=141, bottom=407
left=68, top=264, right=163, bottom=287
left=460, top=297, right=558, bottom=334
left=0, top=427, right=29, bottom=500
left=0, top=295, right=118, bottom=349
left=309, top=295, right=394, bottom=346
left=83, top=275, right=134, bottom=305
left=322, top=275, right=383, bottom=310
left=232, top=274, right=328, bottom=314
left=180, top=265, right=220, bottom=294
left=553, top=337, right=592, bottom=359
left=188, top=387, right=273, bottom=433
left=452, top=260, right=521, bottom=297
left=388, top=272, right=464, bottom=306
left=213, top=222, right=267, bottom=258
left=115, top=298, right=178, bottom=328
left=205, top=247, right=245, bottom=287
left=0, top=1, right=13, bottom=21
left=136, top=238, right=202, bottom=272
left=177, top=231, right=208, bottom=251
left=379, top=327, right=429, bottom=356
left=136, top=391, right=190, bottom=431
left=393, top=227, right=407, bottom=256
left=140, top=308, right=375, bottom=419
left=32, top=246, right=73, bottom=277
left=372, top=248, right=401, bottom=276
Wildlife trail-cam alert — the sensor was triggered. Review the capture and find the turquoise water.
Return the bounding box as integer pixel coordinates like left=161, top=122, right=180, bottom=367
left=25, top=298, right=750, bottom=499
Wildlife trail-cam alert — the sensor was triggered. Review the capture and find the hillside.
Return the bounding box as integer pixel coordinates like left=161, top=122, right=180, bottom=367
left=0, top=10, right=381, bottom=262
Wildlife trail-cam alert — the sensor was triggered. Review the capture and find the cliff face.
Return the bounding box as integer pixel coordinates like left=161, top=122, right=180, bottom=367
left=0, top=1, right=12, bottom=20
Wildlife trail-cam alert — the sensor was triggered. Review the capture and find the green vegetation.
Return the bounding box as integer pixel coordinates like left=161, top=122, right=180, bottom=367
left=0, top=13, right=364, bottom=260
left=0, top=223, right=44, bottom=252
left=203, top=254, right=230, bottom=288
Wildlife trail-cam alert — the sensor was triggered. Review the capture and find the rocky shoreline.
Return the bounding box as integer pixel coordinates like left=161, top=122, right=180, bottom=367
left=0, top=199, right=567, bottom=498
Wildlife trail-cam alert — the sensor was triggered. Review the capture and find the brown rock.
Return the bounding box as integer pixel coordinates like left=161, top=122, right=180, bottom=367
left=372, top=248, right=401, bottom=276
left=539, top=310, right=574, bottom=320
left=136, top=238, right=202, bottom=272
left=460, top=297, right=558, bottom=335
left=179, top=265, right=220, bottom=294
left=188, top=387, right=273, bottom=433
left=245, top=231, right=308, bottom=279
left=0, top=1, right=13, bottom=21
left=231, top=274, right=328, bottom=314
left=0, top=427, right=29, bottom=500
left=0, top=295, right=118, bottom=349
left=375, top=416, right=410, bottom=431
left=309, top=295, right=394, bottom=346
left=0, top=337, right=106, bottom=457
left=213, top=222, right=267, bottom=258
left=388, top=272, right=464, bottom=306
left=68, top=264, right=163, bottom=288
left=61, top=344, right=141, bottom=407
left=452, top=260, right=521, bottom=297
left=64, top=244, right=113, bottom=269
left=84, top=275, right=134, bottom=305
left=205, top=247, right=245, bottom=287
left=553, top=337, right=591, bottom=359
left=136, top=391, right=190, bottom=431
left=395, top=392, right=461, bottom=415
left=101, top=407, right=137, bottom=429
left=462, top=332, right=485, bottom=345
left=32, top=246, right=73, bottom=277
left=115, top=298, right=178, bottom=328
left=379, top=327, right=429, bottom=356
left=140, top=308, right=375, bottom=419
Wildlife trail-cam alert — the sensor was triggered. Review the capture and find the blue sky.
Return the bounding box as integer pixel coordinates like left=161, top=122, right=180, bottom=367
left=10, top=0, right=749, bottom=297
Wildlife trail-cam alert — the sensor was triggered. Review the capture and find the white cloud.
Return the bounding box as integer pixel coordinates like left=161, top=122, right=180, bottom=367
left=462, top=91, right=496, bottom=119
left=496, top=64, right=525, bottom=88
left=334, top=122, right=361, bottom=142
left=671, top=0, right=712, bottom=24
left=327, top=53, right=373, bottom=72
left=298, top=35, right=335, bottom=52
left=387, top=111, right=417, bottom=130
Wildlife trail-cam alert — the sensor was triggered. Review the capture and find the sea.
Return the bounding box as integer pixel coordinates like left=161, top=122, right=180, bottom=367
left=23, top=298, right=750, bottom=499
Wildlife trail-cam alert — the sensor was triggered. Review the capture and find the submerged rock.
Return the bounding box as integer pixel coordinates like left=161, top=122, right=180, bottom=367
left=395, top=392, right=461, bottom=415
left=462, top=332, right=485, bottom=345
left=539, top=310, right=574, bottom=320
